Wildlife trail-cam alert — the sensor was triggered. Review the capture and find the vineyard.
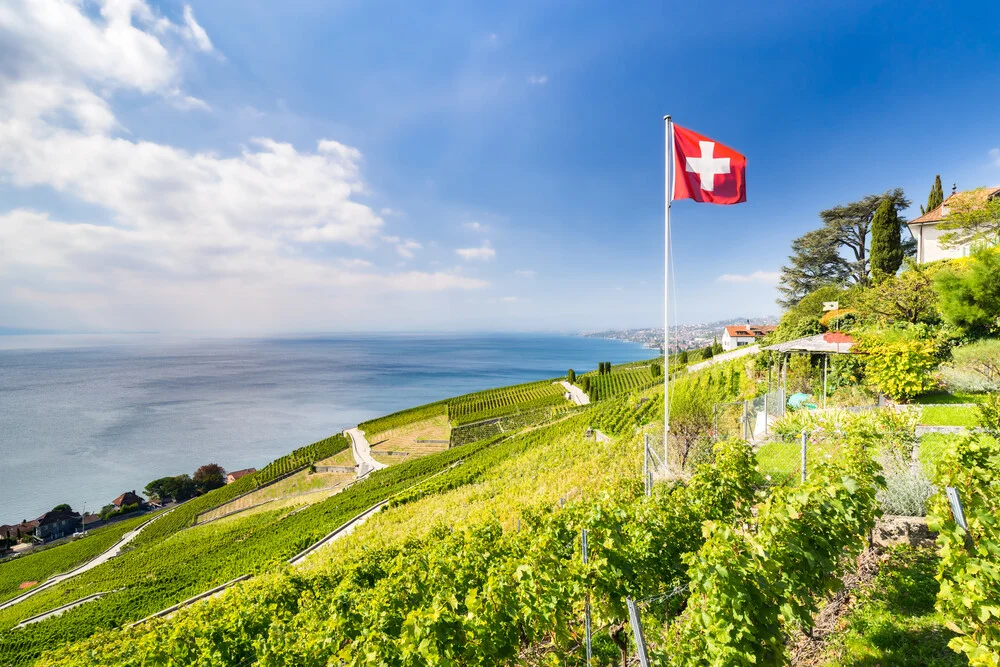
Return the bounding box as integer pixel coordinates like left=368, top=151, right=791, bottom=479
left=446, top=380, right=571, bottom=426
left=27, top=429, right=886, bottom=667
left=448, top=403, right=584, bottom=446
left=0, top=513, right=154, bottom=605
left=0, top=429, right=518, bottom=665
left=130, top=433, right=348, bottom=548
left=358, top=402, right=448, bottom=439
left=580, top=364, right=659, bottom=401
left=589, top=387, right=664, bottom=437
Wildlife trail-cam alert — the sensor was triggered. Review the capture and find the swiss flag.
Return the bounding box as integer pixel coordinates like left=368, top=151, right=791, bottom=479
left=672, top=123, right=746, bottom=204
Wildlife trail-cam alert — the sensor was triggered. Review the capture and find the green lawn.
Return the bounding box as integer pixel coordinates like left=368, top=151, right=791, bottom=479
left=755, top=437, right=840, bottom=485
left=920, top=404, right=980, bottom=427
left=819, top=545, right=962, bottom=666
left=911, top=391, right=983, bottom=405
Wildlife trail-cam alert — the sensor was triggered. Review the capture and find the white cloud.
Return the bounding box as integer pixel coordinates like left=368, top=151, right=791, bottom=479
left=463, top=221, right=488, bottom=233
left=380, top=207, right=403, bottom=217
left=501, top=296, right=518, bottom=303
left=181, top=5, right=214, bottom=53
left=456, top=242, right=496, bottom=261
left=527, top=74, right=549, bottom=86
left=991, top=148, right=1000, bottom=167
left=717, top=271, right=781, bottom=285
left=0, top=0, right=486, bottom=330
left=513, top=269, right=535, bottom=278
left=382, top=236, right=422, bottom=259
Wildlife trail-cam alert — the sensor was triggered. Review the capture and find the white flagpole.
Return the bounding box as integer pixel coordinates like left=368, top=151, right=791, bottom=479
left=663, top=114, right=672, bottom=459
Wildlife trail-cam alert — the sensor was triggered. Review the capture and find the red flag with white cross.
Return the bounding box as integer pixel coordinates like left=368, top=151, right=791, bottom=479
left=671, top=123, right=746, bottom=204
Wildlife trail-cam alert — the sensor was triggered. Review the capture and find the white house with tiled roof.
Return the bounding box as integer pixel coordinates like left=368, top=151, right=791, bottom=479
left=907, top=186, right=1000, bottom=263
left=721, top=325, right=776, bottom=352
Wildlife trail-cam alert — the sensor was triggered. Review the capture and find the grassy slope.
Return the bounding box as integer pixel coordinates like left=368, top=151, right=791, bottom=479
left=819, top=546, right=961, bottom=667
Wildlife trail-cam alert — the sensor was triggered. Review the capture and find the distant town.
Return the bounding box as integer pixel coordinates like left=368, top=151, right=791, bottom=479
left=583, top=316, right=780, bottom=353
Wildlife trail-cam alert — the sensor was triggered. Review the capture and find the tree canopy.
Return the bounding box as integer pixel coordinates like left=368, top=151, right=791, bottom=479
left=869, top=197, right=904, bottom=280
left=937, top=187, right=1000, bottom=248
left=920, top=174, right=944, bottom=215
left=818, top=188, right=911, bottom=285
left=934, top=248, right=1000, bottom=335
left=193, top=464, right=227, bottom=494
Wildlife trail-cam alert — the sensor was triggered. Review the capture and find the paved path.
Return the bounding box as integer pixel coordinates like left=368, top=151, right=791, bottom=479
left=559, top=381, right=591, bottom=406
left=686, top=344, right=760, bottom=373
left=0, top=507, right=176, bottom=613
left=346, top=427, right=388, bottom=477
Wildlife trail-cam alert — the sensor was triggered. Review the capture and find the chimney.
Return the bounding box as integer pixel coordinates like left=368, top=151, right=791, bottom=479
left=952, top=183, right=957, bottom=195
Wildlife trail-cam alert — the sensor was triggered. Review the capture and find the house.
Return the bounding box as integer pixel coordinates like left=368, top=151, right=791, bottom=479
left=34, top=509, right=81, bottom=542
left=1, top=520, right=39, bottom=542
left=721, top=325, right=776, bottom=352
left=111, top=490, right=144, bottom=509
left=226, top=468, right=256, bottom=484
left=82, top=514, right=103, bottom=530
left=907, top=186, right=1000, bottom=263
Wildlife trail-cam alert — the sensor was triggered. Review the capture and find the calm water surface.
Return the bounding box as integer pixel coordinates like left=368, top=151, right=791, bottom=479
left=0, top=333, right=653, bottom=521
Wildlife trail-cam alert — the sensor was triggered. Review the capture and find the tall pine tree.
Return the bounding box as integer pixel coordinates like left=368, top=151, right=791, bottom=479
left=777, top=226, right=849, bottom=308
left=869, top=197, right=904, bottom=281
left=921, top=175, right=944, bottom=215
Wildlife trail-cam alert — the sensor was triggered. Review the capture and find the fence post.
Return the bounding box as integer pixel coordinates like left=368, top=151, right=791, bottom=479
left=800, top=430, right=808, bottom=484
left=763, top=393, right=768, bottom=436
left=742, top=400, right=749, bottom=440
left=626, top=597, right=650, bottom=667
left=643, top=435, right=650, bottom=497
left=945, top=486, right=968, bottom=533
left=582, top=529, right=592, bottom=667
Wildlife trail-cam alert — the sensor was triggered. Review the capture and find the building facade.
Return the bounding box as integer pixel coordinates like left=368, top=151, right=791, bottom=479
left=907, top=186, right=999, bottom=263
left=721, top=325, right=776, bottom=352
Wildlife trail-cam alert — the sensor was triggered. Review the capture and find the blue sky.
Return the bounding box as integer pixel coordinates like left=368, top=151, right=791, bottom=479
left=1, top=0, right=999, bottom=333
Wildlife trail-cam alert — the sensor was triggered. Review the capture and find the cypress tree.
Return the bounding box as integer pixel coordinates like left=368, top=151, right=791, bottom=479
left=605, top=362, right=612, bottom=374
left=869, top=197, right=904, bottom=281
left=678, top=350, right=688, bottom=364
left=567, top=369, right=575, bottom=383
left=921, top=175, right=944, bottom=215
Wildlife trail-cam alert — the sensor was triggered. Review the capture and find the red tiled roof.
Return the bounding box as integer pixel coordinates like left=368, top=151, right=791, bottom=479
left=724, top=325, right=776, bottom=338
left=112, top=491, right=143, bottom=508
left=226, top=468, right=256, bottom=482
left=909, top=186, right=1000, bottom=225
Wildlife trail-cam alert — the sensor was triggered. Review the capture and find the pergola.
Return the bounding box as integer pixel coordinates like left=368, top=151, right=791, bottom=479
left=762, top=332, right=857, bottom=410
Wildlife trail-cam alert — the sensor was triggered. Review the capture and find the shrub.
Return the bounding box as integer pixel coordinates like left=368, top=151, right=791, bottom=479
left=857, top=334, right=938, bottom=401
left=934, top=247, right=1000, bottom=335
left=876, top=450, right=935, bottom=516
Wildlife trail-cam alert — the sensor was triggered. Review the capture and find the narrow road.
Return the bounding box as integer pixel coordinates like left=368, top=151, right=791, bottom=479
left=346, top=427, right=388, bottom=477
left=0, top=507, right=176, bottom=612
left=559, top=381, right=590, bottom=406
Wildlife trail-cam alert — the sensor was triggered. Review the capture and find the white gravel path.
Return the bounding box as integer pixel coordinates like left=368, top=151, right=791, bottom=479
left=559, top=381, right=590, bottom=406
left=346, top=427, right=388, bottom=477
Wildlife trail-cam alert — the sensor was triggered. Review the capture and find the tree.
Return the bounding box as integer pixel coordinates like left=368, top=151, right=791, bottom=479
left=920, top=174, right=944, bottom=215
left=650, top=363, right=661, bottom=378
left=605, top=362, right=612, bottom=375
left=773, top=285, right=849, bottom=341
left=857, top=334, right=937, bottom=401
left=711, top=338, right=722, bottom=355
left=567, top=369, right=575, bottom=384
left=819, top=189, right=912, bottom=285
left=934, top=248, right=1000, bottom=335
left=937, top=187, right=1000, bottom=248
left=869, top=198, right=904, bottom=280
left=701, top=346, right=714, bottom=360
left=777, top=227, right=849, bottom=308
left=667, top=381, right=713, bottom=469
left=581, top=376, right=591, bottom=392
left=854, top=261, right=940, bottom=325
left=678, top=350, right=689, bottom=364
left=51, top=504, right=72, bottom=513
left=193, top=464, right=226, bottom=494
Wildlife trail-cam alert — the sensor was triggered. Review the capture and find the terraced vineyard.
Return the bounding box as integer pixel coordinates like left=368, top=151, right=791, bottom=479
left=446, top=380, right=571, bottom=426
left=449, top=403, right=584, bottom=446
left=590, top=387, right=664, bottom=436
left=358, top=402, right=448, bottom=438
left=582, top=364, right=659, bottom=401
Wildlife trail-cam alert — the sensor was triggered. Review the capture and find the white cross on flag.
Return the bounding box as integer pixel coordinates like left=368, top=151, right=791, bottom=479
left=671, top=123, right=746, bottom=204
